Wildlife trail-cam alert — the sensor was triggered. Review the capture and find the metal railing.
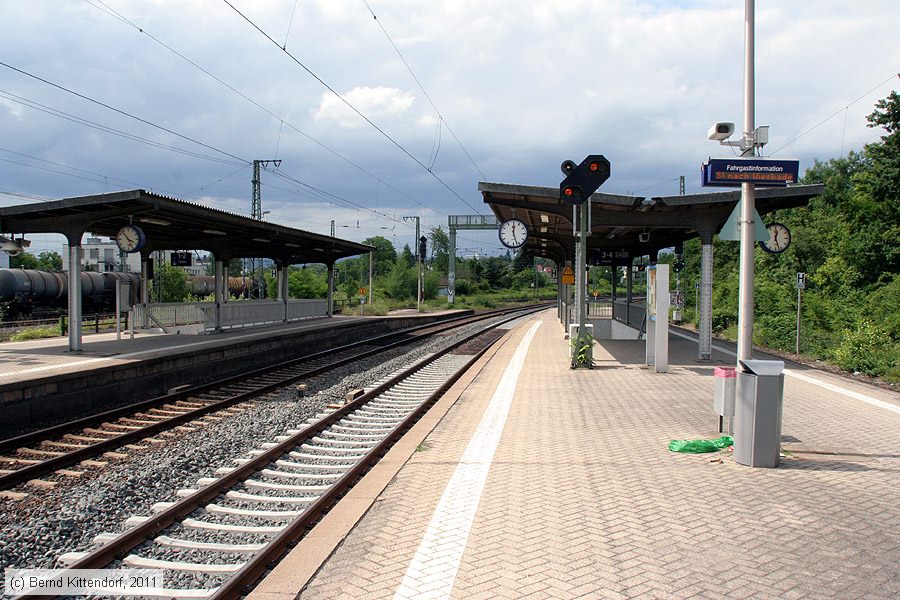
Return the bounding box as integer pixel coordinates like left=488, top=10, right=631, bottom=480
left=132, top=302, right=211, bottom=330
left=205, top=299, right=326, bottom=331
left=613, top=299, right=646, bottom=330
left=131, top=299, right=327, bottom=332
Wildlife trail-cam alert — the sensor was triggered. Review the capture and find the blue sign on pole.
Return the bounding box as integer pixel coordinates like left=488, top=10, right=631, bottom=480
left=701, top=158, right=799, bottom=187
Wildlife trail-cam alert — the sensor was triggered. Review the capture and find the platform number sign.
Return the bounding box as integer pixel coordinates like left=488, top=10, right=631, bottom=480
left=796, top=272, right=806, bottom=290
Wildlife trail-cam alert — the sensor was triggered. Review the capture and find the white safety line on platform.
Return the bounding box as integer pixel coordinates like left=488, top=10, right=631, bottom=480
left=670, top=329, right=900, bottom=415
left=394, top=320, right=542, bottom=600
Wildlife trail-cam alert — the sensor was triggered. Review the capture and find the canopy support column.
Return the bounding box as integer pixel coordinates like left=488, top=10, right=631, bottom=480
left=326, top=262, right=335, bottom=317
left=699, top=231, right=715, bottom=361
left=214, top=259, right=224, bottom=332
left=66, top=240, right=83, bottom=352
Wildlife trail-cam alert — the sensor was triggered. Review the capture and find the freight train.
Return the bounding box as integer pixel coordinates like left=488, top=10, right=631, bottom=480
left=0, top=269, right=248, bottom=319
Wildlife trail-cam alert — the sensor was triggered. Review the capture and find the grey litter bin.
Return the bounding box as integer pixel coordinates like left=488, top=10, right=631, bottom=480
left=734, top=359, right=784, bottom=468
left=713, top=366, right=736, bottom=433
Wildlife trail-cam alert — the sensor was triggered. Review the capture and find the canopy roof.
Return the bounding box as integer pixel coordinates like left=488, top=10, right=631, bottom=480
left=0, top=189, right=371, bottom=265
left=478, top=182, right=825, bottom=265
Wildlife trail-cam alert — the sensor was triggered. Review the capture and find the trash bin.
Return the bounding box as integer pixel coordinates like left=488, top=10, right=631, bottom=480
left=733, top=360, right=784, bottom=468
left=713, top=367, right=736, bottom=433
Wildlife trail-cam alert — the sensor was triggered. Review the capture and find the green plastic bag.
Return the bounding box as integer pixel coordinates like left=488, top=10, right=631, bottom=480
left=668, top=435, right=734, bottom=453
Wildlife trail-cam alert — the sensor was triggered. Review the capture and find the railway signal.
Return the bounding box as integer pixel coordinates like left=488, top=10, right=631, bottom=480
left=559, top=155, right=611, bottom=205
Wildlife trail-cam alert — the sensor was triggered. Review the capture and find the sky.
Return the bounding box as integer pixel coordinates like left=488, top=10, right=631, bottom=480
left=1, top=0, right=898, bottom=258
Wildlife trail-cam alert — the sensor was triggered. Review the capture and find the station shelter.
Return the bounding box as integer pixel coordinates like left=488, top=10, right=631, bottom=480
left=473, top=182, right=824, bottom=360
left=0, top=190, right=372, bottom=351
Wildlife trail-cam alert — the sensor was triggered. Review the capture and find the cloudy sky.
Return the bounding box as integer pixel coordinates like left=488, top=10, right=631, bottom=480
left=1, top=0, right=897, bottom=257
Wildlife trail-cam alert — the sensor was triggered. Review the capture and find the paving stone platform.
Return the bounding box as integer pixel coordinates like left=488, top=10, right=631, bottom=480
left=254, top=309, right=900, bottom=600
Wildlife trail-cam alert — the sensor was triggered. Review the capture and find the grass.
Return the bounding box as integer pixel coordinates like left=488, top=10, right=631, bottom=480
left=9, top=327, right=59, bottom=341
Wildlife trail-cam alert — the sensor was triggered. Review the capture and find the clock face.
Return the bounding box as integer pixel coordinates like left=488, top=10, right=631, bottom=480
left=498, top=219, right=528, bottom=249
left=760, top=222, right=791, bottom=254
left=116, top=225, right=145, bottom=253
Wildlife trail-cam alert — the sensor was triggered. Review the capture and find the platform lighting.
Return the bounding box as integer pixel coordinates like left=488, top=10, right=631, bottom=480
left=139, top=217, right=172, bottom=226
left=252, top=238, right=269, bottom=243
left=202, top=229, right=227, bottom=235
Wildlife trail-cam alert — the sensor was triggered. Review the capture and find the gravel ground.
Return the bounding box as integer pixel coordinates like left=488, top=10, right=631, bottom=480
left=0, top=315, right=514, bottom=591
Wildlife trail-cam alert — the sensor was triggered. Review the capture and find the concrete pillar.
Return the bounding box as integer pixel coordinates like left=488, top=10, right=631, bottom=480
left=326, top=262, right=335, bottom=317
left=280, top=264, right=290, bottom=321
left=140, top=256, right=151, bottom=328
left=699, top=233, right=714, bottom=361
left=214, top=259, right=224, bottom=331
left=626, top=262, right=633, bottom=325
left=66, top=242, right=82, bottom=352
left=448, top=227, right=457, bottom=304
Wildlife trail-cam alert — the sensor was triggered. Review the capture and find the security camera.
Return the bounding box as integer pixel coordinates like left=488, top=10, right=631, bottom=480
left=708, top=122, right=735, bottom=141
left=638, top=232, right=650, bottom=243
left=0, top=236, right=27, bottom=255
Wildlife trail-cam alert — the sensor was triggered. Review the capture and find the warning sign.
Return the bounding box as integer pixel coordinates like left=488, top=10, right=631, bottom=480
left=562, top=265, right=575, bottom=285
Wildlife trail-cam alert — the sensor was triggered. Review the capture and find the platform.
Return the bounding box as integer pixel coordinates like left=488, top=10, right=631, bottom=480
left=251, top=308, right=900, bottom=600
left=0, top=310, right=468, bottom=435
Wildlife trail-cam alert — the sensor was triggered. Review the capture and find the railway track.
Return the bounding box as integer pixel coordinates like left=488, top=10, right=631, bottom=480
left=0, top=305, right=547, bottom=493
left=23, top=307, right=535, bottom=598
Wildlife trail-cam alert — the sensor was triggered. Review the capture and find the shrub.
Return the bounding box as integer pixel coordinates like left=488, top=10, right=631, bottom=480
left=11, top=327, right=59, bottom=341
left=711, top=309, right=736, bottom=333
left=832, top=320, right=899, bottom=377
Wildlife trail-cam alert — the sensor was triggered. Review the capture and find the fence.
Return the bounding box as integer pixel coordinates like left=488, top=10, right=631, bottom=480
left=613, top=299, right=646, bottom=330
left=132, top=299, right=327, bottom=332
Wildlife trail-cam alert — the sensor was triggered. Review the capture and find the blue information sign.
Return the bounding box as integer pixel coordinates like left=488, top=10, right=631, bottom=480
left=701, top=158, right=799, bottom=187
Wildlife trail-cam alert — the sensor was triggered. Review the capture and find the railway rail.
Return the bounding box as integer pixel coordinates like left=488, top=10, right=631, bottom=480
left=15, top=306, right=539, bottom=598
left=0, top=304, right=547, bottom=492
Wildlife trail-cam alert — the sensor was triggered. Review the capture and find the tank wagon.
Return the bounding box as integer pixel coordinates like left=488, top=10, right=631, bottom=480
left=0, top=269, right=248, bottom=319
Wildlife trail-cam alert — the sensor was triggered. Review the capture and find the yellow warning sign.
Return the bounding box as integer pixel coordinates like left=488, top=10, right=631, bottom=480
left=561, top=265, right=575, bottom=285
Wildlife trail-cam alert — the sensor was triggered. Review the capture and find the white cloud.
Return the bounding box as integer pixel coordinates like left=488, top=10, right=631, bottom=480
left=313, top=86, right=417, bottom=129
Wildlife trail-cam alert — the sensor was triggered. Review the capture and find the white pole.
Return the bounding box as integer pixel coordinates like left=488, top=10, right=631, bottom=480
left=736, top=0, right=756, bottom=367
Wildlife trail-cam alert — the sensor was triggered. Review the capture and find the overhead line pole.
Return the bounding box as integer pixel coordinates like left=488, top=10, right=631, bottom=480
left=251, top=159, right=281, bottom=299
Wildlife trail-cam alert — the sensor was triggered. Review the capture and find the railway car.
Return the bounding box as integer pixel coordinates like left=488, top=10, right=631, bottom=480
left=0, top=269, right=249, bottom=320
left=0, top=269, right=142, bottom=319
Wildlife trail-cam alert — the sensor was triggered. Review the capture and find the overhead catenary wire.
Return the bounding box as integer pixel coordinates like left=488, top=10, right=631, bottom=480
left=769, top=73, right=898, bottom=156
left=221, top=0, right=484, bottom=215
left=359, top=0, right=487, bottom=182
left=82, top=0, right=433, bottom=213
left=0, top=60, right=248, bottom=165
left=0, top=89, right=242, bottom=166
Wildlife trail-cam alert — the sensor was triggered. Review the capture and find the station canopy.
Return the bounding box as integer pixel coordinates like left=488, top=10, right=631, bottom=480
left=478, top=182, right=825, bottom=265
left=0, top=189, right=372, bottom=265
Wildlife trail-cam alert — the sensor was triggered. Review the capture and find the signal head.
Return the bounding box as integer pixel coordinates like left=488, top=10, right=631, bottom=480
left=560, top=160, right=577, bottom=176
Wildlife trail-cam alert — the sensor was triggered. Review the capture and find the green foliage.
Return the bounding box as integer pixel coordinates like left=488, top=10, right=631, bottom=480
left=10, top=327, right=58, bottom=341
left=684, top=92, right=900, bottom=379
left=832, top=321, right=899, bottom=377
left=570, top=332, right=593, bottom=367
left=429, top=227, right=449, bottom=275
left=37, top=251, right=63, bottom=271
left=151, top=262, right=191, bottom=302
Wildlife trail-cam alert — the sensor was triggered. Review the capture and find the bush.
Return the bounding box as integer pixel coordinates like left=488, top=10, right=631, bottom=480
left=10, top=327, right=58, bottom=341
left=755, top=312, right=797, bottom=352
left=711, top=309, right=736, bottom=332
left=832, top=320, right=899, bottom=377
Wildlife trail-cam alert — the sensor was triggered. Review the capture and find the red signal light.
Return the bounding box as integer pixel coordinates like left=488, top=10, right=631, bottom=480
left=589, top=161, right=600, bottom=172
left=563, top=187, right=576, bottom=197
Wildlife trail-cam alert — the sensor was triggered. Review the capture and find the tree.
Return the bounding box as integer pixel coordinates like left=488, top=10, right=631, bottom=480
left=399, top=244, right=414, bottom=268
left=429, top=226, right=449, bottom=275
left=10, top=251, right=39, bottom=269
left=361, top=235, right=397, bottom=278
left=151, top=262, right=191, bottom=302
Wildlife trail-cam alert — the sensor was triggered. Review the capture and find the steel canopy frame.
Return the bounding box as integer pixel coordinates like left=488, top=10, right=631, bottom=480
left=0, top=189, right=372, bottom=351
left=478, top=181, right=823, bottom=360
